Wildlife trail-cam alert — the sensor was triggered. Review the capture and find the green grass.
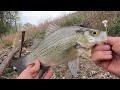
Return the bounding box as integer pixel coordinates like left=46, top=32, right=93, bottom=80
left=108, top=16, right=120, bottom=36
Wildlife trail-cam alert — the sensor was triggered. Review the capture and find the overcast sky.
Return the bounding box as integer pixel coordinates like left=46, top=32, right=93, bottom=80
left=20, top=11, right=77, bottom=25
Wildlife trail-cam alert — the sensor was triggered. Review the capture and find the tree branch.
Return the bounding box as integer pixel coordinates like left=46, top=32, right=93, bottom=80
left=19, top=31, right=25, bottom=58
left=0, top=45, right=21, bottom=76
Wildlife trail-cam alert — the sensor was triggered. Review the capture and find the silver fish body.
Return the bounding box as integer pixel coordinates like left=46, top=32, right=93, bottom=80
left=12, top=24, right=107, bottom=75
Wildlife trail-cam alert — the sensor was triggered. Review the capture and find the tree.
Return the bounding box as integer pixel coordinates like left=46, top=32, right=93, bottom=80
left=0, top=11, right=20, bottom=38
left=23, top=23, right=33, bottom=30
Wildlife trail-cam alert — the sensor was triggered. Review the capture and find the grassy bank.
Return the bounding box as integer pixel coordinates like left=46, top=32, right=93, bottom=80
left=0, top=11, right=120, bottom=48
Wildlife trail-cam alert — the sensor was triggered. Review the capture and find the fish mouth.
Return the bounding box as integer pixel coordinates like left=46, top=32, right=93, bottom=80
left=103, top=31, right=107, bottom=41
left=96, top=31, right=107, bottom=45
left=95, top=38, right=107, bottom=45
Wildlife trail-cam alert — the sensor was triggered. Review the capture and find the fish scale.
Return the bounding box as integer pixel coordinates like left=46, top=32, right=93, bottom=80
left=25, top=35, right=77, bottom=65
left=25, top=29, right=77, bottom=61
left=40, top=30, right=75, bottom=49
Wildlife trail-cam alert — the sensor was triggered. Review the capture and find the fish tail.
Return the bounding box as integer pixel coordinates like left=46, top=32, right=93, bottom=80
left=10, top=56, right=26, bottom=75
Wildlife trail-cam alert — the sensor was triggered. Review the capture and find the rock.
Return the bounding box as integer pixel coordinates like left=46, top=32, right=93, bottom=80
left=82, top=76, right=86, bottom=79
left=62, top=76, right=66, bottom=79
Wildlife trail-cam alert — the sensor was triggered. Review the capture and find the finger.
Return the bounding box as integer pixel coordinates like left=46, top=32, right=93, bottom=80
left=91, top=51, right=112, bottom=63
left=27, top=63, right=35, bottom=68
left=112, top=43, right=120, bottom=55
left=107, top=37, right=120, bottom=45
left=30, top=60, right=40, bottom=73
left=44, top=69, right=53, bottom=79
left=92, top=44, right=110, bottom=53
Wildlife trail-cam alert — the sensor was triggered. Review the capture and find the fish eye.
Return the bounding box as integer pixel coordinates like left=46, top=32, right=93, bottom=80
left=93, top=32, right=97, bottom=34
left=91, top=31, right=99, bottom=36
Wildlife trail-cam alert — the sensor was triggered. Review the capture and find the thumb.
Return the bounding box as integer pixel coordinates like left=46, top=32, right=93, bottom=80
left=107, top=37, right=120, bottom=45
left=30, top=60, right=40, bottom=73
left=112, top=43, right=120, bottom=55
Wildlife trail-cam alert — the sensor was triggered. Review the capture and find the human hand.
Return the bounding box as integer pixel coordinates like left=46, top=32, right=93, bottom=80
left=17, top=60, right=53, bottom=79
left=91, top=37, right=120, bottom=77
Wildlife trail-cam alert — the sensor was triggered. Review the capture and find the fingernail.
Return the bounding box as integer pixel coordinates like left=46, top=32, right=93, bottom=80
left=104, top=45, right=110, bottom=50
left=28, top=63, right=35, bottom=67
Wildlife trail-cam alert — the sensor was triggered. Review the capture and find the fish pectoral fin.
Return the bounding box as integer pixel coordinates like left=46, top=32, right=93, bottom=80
left=68, top=58, right=79, bottom=78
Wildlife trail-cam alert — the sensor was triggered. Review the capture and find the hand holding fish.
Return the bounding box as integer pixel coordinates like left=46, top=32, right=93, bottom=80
left=91, top=37, right=120, bottom=77
left=17, top=60, right=53, bottom=79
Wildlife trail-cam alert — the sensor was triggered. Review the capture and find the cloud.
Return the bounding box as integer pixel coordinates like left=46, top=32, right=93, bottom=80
left=20, top=11, right=77, bottom=25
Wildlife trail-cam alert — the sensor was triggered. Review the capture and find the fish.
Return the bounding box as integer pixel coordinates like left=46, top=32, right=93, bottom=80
left=11, top=23, right=107, bottom=78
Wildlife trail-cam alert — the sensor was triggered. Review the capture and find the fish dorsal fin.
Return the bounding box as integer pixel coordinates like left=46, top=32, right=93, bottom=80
left=45, top=23, right=60, bottom=37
